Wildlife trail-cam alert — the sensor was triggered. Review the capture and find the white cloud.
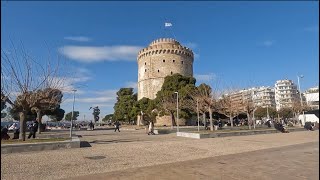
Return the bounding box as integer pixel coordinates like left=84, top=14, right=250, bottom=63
left=262, top=40, right=275, bottom=47
left=125, top=81, right=137, bottom=89
left=64, top=97, right=115, bottom=103
left=59, top=45, right=143, bottom=63
left=92, top=103, right=114, bottom=108
left=92, top=89, right=118, bottom=96
left=64, top=36, right=91, bottom=42
left=47, top=76, right=89, bottom=94
left=194, top=73, right=217, bottom=82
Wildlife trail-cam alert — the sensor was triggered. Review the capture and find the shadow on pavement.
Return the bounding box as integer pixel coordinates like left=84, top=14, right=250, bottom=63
left=80, top=141, right=92, bottom=148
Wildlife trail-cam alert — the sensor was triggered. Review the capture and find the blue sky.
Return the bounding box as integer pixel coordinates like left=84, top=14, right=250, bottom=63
left=1, top=1, right=319, bottom=121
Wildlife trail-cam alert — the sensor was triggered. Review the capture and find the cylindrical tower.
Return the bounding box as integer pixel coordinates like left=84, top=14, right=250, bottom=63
left=137, top=38, right=194, bottom=100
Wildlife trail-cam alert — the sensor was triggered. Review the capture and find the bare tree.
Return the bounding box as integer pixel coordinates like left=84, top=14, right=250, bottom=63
left=29, top=88, right=63, bottom=133
left=1, top=42, right=67, bottom=140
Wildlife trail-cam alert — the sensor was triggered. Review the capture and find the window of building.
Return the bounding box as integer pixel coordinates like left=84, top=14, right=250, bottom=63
left=171, top=71, right=173, bottom=75
left=181, top=61, right=184, bottom=64
left=173, top=60, right=175, bottom=63
left=158, top=70, right=160, bottom=72
left=145, top=69, right=147, bottom=72
left=163, top=59, right=165, bottom=62
left=145, top=62, right=146, bottom=65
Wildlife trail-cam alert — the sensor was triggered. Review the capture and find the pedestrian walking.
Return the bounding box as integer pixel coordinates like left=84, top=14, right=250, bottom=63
left=114, top=121, right=121, bottom=132
left=28, top=120, right=39, bottom=139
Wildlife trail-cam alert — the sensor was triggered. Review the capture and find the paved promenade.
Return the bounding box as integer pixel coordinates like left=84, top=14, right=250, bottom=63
left=70, top=142, right=319, bottom=180
left=1, top=129, right=318, bottom=180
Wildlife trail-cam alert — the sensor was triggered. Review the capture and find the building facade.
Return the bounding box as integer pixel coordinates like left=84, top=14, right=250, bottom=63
left=252, top=86, right=276, bottom=108
left=274, top=79, right=300, bottom=110
left=226, top=86, right=276, bottom=113
left=137, top=38, right=194, bottom=100
left=304, top=86, right=319, bottom=109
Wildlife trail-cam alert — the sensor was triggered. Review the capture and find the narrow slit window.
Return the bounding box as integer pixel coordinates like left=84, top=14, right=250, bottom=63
left=173, top=60, right=175, bottom=63
left=158, top=70, right=160, bottom=72
left=163, top=59, right=165, bottom=62
left=171, top=71, right=173, bottom=75
left=181, top=61, right=184, bottom=64
left=145, top=62, right=146, bottom=65
left=145, top=69, right=147, bottom=72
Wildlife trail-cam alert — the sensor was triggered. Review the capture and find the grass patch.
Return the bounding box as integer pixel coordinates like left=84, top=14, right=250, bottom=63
left=1, top=138, right=69, bottom=144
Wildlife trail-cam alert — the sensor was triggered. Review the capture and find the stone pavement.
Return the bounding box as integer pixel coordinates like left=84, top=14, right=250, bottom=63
left=1, top=130, right=318, bottom=180
left=68, top=142, right=319, bottom=180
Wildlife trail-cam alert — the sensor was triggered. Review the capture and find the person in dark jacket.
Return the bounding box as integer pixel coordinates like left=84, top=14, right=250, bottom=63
left=1, top=127, right=10, bottom=140
left=114, top=121, right=121, bottom=132
left=28, top=120, right=39, bottom=139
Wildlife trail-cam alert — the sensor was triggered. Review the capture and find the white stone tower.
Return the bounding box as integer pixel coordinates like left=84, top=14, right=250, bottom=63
left=137, top=38, right=194, bottom=100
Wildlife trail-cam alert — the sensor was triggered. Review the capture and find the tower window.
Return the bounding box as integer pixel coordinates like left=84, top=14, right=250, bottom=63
left=145, top=62, right=146, bottom=65
left=173, top=60, right=175, bottom=63
left=145, top=69, right=147, bottom=72
left=181, top=61, right=184, bottom=64
left=163, top=59, right=165, bottom=62
left=171, top=71, right=173, bottom=75
left=158, top=70, right=160, bottom=72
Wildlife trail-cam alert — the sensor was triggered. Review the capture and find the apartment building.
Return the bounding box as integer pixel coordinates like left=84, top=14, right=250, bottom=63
left=252, top=86, right=276, bottom=108
left=225, top=86, right=276, bottom=112
left=304, top=86, right=319, bottom=109
left=274, top=79, right=300, bottom=110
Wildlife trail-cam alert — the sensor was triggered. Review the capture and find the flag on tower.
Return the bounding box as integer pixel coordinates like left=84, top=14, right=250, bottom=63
left=165, top=22, right=172, bottom=27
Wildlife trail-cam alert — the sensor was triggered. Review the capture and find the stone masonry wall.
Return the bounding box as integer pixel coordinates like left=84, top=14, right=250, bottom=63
left=137, top=38, right=194, bottom=100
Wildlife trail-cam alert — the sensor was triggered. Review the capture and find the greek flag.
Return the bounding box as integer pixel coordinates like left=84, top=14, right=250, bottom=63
left=165, top=22, right=172, bottom=27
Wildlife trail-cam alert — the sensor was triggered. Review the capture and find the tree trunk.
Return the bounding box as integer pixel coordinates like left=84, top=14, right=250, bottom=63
left=208, top=108, right=213, bottom=131
left=19, top=111, right=27, bottom=141
left=36, top=110, right=42, bottom=134
left=202, top=113, right=206, bottom=127
left=247, top=112, right=251, bottom=130
left=229, top=114, right=234, bottom=127
left=170, top=111, right=176, bottom=129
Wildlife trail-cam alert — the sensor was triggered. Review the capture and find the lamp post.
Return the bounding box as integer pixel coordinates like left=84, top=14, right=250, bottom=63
left=297, top=75, right=305, bottom=125
left=297, top=75, right=304, bottom=106
left=197, top=99, right=200, bottom=132
left=70, top=89, right=77, bottom=138
left=174, top=92, right=179, bottom=132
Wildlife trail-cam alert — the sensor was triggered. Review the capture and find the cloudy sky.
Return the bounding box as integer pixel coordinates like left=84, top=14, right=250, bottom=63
left=1, top=1, right=319, bottom=120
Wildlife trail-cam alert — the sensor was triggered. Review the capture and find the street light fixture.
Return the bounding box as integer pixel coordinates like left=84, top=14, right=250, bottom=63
left=174, top=92, right=179, bottom=132
left=70, top=89, right=77, bottom=138
left=297, top=75, right=305, bottom=125
left=297, top=75, right=304, bottom=106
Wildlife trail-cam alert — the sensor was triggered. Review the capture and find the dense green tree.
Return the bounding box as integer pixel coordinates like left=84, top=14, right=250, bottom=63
left=48, top=108, right=65, bottom=121
left=9, top=107, right=37, bottom=121
left=155, top=73, right=196, bottom=128
left=65, top=111, right=80, bottom=121
left=113, top=88, right=137, bottom=122
left=278, top=108, right=294, bottom=119
left=90, top=106, right=101, bottom=122
left=254, top=107, right=277, bottom=119
left=102, top=114, right=113, bottom=122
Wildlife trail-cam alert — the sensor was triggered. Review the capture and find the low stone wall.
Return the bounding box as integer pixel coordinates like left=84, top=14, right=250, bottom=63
left=1, top=137, right=80, bottom=154
left=155, top=115, right=186, bottom=126
left=177, top=128, right=307, bottom=139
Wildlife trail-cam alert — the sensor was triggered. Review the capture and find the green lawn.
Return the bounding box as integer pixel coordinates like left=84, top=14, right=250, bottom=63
left=1, top=138, right=69, bottom=144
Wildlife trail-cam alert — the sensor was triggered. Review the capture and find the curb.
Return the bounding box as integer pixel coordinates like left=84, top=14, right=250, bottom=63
left=1, top=137, right=81, bottom=154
